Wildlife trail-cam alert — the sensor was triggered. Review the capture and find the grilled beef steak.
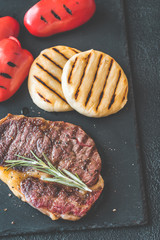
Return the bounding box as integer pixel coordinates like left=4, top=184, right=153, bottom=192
left=0, top=114, right=104, bottom=220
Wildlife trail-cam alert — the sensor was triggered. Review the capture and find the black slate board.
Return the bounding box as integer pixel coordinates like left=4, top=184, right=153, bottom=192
left=0, top=0, right=147, bottom=236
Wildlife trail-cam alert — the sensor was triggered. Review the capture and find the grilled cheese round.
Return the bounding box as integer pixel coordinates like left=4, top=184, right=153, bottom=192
left=28, top=46, right=80, bottom=112
left=62, top=49, right=128, bottom=117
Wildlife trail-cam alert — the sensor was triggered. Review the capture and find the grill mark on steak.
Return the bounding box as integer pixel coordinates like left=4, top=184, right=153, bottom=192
left=0, top=122, right=17, bottom=164
left=57, top=125, right=79, bottom=170
left=50, top=122, right=66, bottom=166
left=37, top=135, right=52, bottom=158
left=64, top=125, right=79, bottom=153
left=69, top=129, right=99, bottom=186
left=88, top=145, right=96, bottom=158
left=53, top=125, right=79, bottom=168
left=12, top=121, right=32, bottom=161
left=25, top=127, right=48, bottom=162
left=82, top=146, right=96, bottom=171
left=2, top=118, right=25, bottom=164
left=75, top=134, right=88, bottom=152
left=74, top=145, right=98, bottom=186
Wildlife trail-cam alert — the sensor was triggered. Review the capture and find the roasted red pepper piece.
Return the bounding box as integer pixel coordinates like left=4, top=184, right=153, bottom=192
left=24, top=0, right=96, bottom=37
left=0, top=16, right=20, bottom=41
left=0, top=37, right=33, bottom=102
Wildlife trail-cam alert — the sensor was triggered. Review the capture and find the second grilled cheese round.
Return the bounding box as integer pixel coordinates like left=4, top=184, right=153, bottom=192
left=62, top=49, right=128, bottom=117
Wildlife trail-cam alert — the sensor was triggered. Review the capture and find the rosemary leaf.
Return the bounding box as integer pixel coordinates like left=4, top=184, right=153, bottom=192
left=42, top=177, right=89, bottom=191
left=5, top=151, right=92, bottom=192
left=62, top=169, right=88, bottom=187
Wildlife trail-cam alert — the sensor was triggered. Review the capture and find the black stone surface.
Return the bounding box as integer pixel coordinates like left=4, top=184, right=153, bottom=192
left=1, top=0, right=160, bottom=239
left=0, top=0, right=146, bottom=235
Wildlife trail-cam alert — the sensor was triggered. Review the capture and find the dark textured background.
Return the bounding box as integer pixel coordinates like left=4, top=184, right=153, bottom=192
left=1, top=0, right=160, bottom=239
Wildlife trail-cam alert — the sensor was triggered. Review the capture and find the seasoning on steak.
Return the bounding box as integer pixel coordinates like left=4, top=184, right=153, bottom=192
left=0, top=114, right=104, bottom=221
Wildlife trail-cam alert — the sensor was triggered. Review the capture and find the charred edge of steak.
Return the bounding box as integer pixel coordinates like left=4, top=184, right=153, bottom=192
left=21, top=177, right=103, bottom=218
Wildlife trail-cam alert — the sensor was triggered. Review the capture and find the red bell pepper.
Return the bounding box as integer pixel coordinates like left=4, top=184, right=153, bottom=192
left=0, top=37, right=33, bottom=102
left=0, top=16, right=20, bottom=41
left=24, top=0, right=96, bottom=37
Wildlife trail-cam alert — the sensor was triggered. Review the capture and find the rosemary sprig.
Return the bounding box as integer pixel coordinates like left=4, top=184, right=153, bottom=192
left=5, top=151, right=92, bottom=192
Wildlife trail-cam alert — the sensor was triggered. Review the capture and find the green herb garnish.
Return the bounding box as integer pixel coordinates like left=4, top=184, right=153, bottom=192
left=5, top=151, right=92, bottom=192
